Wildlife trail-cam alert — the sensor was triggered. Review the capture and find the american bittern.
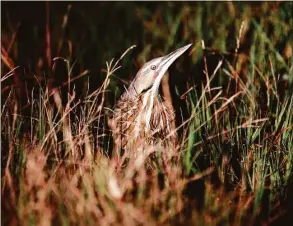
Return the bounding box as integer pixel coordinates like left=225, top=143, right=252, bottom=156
left=110, top=44, right=192, bottom=152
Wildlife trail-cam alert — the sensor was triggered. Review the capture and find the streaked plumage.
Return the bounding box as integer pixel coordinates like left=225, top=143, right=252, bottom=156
left=111, top=90, right=177, bottom=151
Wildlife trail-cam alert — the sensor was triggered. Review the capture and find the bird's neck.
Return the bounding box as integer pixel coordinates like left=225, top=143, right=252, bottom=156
left=126, top=83, right=159, bottom=101
left=126, top=83, right=140, bottom=99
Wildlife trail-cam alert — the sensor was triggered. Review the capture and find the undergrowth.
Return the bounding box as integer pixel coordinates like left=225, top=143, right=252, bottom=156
left=1, top=2, right=293, bottom=226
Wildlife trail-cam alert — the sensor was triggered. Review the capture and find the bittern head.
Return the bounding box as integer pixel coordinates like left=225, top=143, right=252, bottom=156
left=127, top=44, right=192, bottom=97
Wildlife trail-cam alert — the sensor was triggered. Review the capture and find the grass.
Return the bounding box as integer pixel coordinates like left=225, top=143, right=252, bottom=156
left=1, top=2, right=293, bottom=225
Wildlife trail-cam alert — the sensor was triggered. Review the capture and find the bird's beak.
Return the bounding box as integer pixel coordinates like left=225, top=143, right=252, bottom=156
left=152, top=43, right=192, bottom=93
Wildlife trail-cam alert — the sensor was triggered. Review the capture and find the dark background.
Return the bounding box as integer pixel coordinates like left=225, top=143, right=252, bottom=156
left=2, top=1, right=292, bottom=109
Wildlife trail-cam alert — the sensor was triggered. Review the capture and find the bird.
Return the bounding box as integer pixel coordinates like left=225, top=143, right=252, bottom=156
left=109, top=44, right=192, bottom=154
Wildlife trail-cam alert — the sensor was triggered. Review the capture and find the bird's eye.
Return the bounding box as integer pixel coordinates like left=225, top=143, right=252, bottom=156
left=150, top=65, right=157, bottom=70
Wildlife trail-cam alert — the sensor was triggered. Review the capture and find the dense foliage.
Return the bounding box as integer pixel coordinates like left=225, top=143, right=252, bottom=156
left=1, top=2, right=293, bottom=225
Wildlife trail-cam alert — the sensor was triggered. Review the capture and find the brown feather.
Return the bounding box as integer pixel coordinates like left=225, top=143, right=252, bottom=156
left=110, top=91, right=177, bottom=152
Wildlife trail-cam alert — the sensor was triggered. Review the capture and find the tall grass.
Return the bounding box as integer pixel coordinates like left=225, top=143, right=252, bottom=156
left=1, top=2, right=293, bottom=225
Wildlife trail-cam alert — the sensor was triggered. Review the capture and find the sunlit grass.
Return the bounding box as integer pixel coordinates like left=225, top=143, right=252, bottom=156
left=1, top=2, right=293, bottom=225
